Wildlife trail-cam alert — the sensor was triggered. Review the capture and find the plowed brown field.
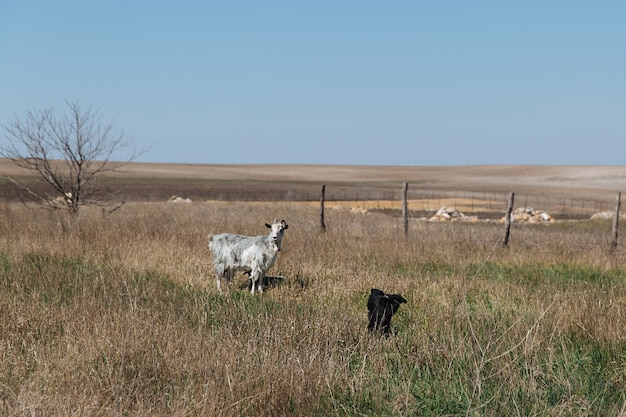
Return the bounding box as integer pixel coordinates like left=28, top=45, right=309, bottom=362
left=2, top=159, right=625, bottom=216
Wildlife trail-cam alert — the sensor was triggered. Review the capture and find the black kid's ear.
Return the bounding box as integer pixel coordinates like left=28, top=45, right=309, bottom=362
left=388, top=294, right=407, bottom=304
left=371, top=288, right=385, bottom=296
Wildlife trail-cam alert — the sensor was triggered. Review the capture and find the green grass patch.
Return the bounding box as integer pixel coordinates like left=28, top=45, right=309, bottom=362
left=468, top=261, right=626, bottom=288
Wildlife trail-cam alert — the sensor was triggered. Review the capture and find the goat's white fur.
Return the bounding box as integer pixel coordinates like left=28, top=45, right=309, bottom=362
left=208, top=219, right=288, bottom=294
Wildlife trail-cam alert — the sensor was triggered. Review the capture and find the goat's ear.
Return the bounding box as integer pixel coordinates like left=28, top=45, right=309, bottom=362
left=281, top=219, right=288, bottom=229
left=265, top=223, right=271, bottom=229
left=394, top=295, right=407, bottom=304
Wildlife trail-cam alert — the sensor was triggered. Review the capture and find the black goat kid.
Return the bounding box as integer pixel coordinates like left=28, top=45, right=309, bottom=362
left=367, top=288, right=407, bottom=335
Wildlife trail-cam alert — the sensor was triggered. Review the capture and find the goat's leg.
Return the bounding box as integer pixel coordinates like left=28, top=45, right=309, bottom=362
left=257, top=273, right=265, bottom=294
left=249, top=270, right=257, bottom=294
left=250, top=271, right=266, bottom=294
left=215, top=268, right=223, bottom=293
left=217, top=269, right=232, bottom=294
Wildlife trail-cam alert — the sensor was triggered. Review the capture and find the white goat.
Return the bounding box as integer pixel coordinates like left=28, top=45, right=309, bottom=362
left=208, top=219, right=289, bottom=294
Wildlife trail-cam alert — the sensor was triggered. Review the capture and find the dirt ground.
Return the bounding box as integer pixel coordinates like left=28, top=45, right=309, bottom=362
left=2, top=159, right=625, bottom=217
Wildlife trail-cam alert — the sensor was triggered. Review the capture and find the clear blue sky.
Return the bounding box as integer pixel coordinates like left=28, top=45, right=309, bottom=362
left=1, top=2, right=625, bottom=165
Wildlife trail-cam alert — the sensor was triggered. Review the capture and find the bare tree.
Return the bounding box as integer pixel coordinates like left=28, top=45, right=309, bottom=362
left=1, top=100, right=140, bottom=216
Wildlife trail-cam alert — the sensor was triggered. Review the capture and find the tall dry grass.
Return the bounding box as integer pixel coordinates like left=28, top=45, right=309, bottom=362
left=1, top=201, right=625, bottom=416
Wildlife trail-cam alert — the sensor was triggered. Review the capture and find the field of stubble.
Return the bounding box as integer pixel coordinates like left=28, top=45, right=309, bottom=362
left=1, top=163, right=626, bottom=416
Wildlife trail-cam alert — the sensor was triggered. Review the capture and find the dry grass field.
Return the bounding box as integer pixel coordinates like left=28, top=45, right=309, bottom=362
left=1, top=161, right=626, bottom=416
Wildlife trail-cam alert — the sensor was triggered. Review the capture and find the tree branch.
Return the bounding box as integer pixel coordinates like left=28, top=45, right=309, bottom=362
left=1, top=100, right=142, bottom=217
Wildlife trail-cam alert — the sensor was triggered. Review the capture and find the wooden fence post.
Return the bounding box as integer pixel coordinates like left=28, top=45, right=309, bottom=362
left=320, top=185, right=326, bottom=231
left=610, top=191, right=621, bottom=254
left=402, top=182, right=409, bottom=237
left=503, top=192, right=515, bottom=247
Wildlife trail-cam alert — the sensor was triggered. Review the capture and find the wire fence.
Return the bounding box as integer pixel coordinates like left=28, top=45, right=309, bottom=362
left=2, top=179, right=617, bottom=220
left=198, top=186, right=616, bottom=220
